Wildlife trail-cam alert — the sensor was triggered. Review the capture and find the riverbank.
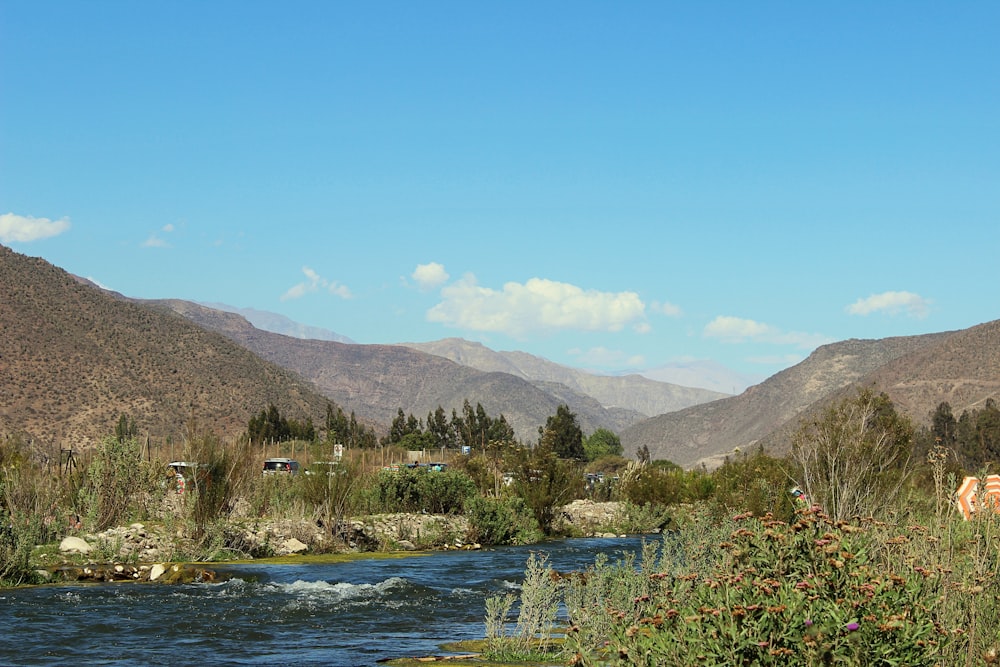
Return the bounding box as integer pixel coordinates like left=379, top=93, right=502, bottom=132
left=29, top=499, right=630, bottom=584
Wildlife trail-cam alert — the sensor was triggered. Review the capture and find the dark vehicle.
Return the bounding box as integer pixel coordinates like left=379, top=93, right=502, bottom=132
left=262, top=458, right=300, bottom=475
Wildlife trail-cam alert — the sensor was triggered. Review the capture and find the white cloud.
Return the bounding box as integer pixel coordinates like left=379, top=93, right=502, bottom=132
left=704, top=315, right=831, bottom=349
left=281, top=266, right=353, bottom=301
left=427, top=274, right=646, bottom=337
left=142, top=236, right=170, bottom=248
left=846, top=291, right=930, bottom=318
left=0, top=213, right=71, bottom=243
left=651, top=300, right=683, bottom=317
left=141, top=223, right=177, bottom=248
left=412, top=262, right=450, bottom=290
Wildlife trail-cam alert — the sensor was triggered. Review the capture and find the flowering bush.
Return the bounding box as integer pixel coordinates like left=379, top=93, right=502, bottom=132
left=563, top=507, right=948, bottom=666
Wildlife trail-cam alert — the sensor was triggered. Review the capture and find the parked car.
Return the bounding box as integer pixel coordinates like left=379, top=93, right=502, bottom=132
left=262, top=457, right=300, bottom=475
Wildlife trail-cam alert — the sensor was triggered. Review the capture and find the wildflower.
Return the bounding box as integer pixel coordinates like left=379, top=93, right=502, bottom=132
left=845, top=622, right=860, bottom=632
left=804, top=619, right=813, bottom=627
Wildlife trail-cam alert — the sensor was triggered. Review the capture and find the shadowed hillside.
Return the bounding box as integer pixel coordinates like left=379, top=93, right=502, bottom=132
left=0, top=245, right=337, bottom=456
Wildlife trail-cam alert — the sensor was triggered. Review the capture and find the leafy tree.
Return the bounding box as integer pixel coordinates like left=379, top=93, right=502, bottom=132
left=975, top=398, right=1000, bottom=463
left=511, top=442, right=584, bottom=534
left=583, top=428, right=623, bottom=461
left=384, top=409, right=424, bottom=446
left=539, top=404, right=584, bottom=461
left=426, top=406, right=457, bottom=449
left=247, top=404, right=290, bottom=445
left=115, top=413, right=138, bottom=443
left=791, top=387, right=913, bottom=521
left=451, top=400, right=517, bottom=451
left=931, top=401, right=957, bottom=447
left=636, top=444, right=651, bottom=464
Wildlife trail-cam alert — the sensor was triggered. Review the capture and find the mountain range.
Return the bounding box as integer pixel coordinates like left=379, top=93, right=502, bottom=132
left=3, top=243, right=998, bottom=469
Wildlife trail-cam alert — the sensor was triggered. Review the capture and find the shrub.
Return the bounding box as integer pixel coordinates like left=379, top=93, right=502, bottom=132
left=466, top=495, right=542, bottom=545
left=710, top=449, right=796, bottom=520
left=484, top=552, right=562, bottom=661
left=361, top=467, right=477, bottom=514
left=791, top=387, right=913, bottom=521
left=300, top=460, right=365, bottom=547
left=77, top=436, right=158, bottom=531
left=0, top=436, right=68, bottom=585
left=560, top=509, right=951, bottom=665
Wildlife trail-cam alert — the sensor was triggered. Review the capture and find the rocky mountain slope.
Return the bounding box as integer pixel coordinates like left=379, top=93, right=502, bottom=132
left=620, top=325, right=1000, bottom=469
left=0, top=245, right=335, bottom=455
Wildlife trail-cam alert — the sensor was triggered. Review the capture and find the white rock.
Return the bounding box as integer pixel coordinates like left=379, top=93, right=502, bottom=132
left=282, top=538, right=308, bottom=553
left=149, top=564, right=166, bottom=581
left=59, top=536, right=93, bottom=554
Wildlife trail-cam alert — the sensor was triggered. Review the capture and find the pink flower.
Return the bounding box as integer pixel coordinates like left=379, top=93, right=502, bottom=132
left=845, top=622, right=860, bottom=632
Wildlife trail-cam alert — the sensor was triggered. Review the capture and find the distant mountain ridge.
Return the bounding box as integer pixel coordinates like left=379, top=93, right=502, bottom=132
left=151, top=300, right=648, bottom=443
left=400, top=338, right=729, bottom=418
left=620, top=327, right=1000, bottom=469
left=6, top=243, right=998, bottom=473
left=199, top=303, right=355, bottom=343
left=631, top=360, right=763, bottom=395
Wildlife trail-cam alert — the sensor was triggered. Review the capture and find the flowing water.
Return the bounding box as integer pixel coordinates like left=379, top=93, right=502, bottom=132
left=0, top=536, right=652, bottom=666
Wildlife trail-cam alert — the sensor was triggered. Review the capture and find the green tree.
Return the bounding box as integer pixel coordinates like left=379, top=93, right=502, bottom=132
left=583, top=428, right=623, bottom=462
left=636, top=444, right=651, bottom=464
left=511, top=442, right=584, bottom=534
left=539, top=404, right=584, bottom=461
left=451, top=400, right=517, bottom=451
left=426, top=406, right=457, bottom=449
left=384, top=409, right=423, bottom=446
left=115, top=413, right=138, bottom=443
left=976, top=397, right=1000, bottom=464
left=931, top=401, right=957, bottom=447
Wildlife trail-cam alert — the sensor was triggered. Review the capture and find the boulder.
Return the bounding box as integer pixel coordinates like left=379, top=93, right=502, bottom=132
left=59, top=536, right=93, bottom=554
left=281, top=538, right=308, bottom=554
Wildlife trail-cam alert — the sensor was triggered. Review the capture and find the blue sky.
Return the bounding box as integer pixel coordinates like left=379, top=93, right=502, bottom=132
left=2, top=1, right=998, bottom=389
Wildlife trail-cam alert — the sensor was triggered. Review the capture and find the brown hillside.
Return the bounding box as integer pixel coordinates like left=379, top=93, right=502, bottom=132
left=0, top=245, right=334, bottom=455
left=621, top=332, right=953, bottom=469
left=154, top=300, right=642, bottom=442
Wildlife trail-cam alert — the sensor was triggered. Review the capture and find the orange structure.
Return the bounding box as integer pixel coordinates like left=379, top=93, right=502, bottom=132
left=954, top=474, right=1000, bottom=520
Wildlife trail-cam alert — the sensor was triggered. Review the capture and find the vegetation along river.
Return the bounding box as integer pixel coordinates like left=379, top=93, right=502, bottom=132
left=0, top=536, right=650, bottom=666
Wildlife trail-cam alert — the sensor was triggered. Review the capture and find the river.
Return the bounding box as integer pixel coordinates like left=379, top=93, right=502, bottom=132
left=0, top=536, right=653, bottom=666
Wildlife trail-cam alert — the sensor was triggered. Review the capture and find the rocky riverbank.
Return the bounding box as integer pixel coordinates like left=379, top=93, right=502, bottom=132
left=35, top=500, right=628, bottom=584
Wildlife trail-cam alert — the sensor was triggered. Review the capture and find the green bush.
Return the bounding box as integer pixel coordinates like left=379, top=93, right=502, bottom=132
left=710, top=449, right=796, bottom=520
left=557, top=506, right=1000, bottom=665
left=361, top=467, right=477, bottom=514
left=1, top=436, right=71, bottom=585
left=77, top=436, right=159, bottom=531
left=466, top=495, right=542, bottom=545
